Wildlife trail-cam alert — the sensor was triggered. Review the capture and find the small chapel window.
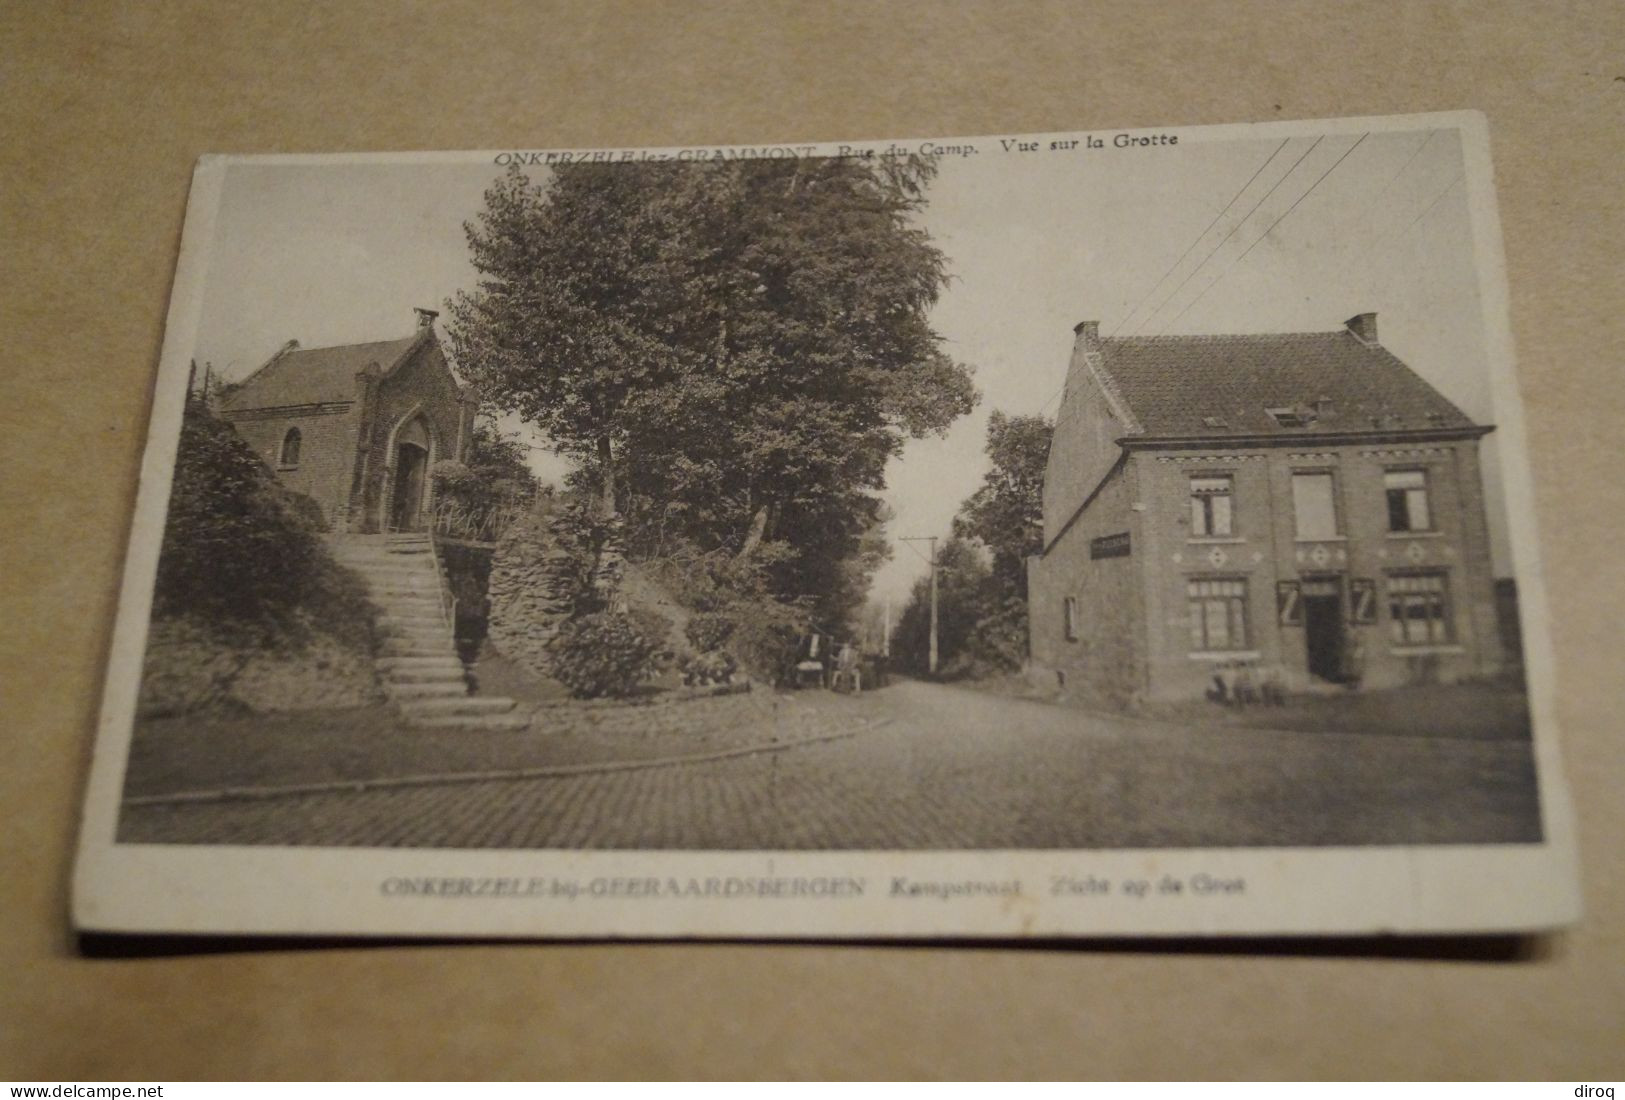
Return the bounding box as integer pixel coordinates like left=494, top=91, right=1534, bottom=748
left=280, top=427, right=302, bottom=468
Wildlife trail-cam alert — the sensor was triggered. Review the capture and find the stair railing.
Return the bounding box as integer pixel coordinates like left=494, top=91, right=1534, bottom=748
left=427, top=530, right=457, bottom=637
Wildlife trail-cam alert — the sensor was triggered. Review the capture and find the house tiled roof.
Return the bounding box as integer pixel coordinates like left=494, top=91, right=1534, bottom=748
left=220, top=333, right=424, bottom=411
left=1096, top=330, right=1477, bottom=438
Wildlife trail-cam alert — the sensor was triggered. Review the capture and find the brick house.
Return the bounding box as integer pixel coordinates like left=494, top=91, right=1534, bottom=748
left=218, top=309, right=477, bottom=533
left=1027, top=313, right=1504, bottom=705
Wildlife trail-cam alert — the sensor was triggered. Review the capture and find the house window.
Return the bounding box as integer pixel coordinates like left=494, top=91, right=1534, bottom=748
left=1385, top=469, right=1432, bottom=532
left=279, top=427, right=302, bottom=468
left=1388, top=571, right=1452, bottom=645
left=1188, top=578, right=1248, bottom=651
left=1189, top=475, right=1234, bottom=537
left=1064, top=596, right=1079, bottom=641
left=1291, top=471, right=1339, bottom=540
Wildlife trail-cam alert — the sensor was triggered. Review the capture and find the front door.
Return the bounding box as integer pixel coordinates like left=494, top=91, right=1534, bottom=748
left=1301, top=575, right=1345, bottom=683
left=390, top=442, right=428, bottom=531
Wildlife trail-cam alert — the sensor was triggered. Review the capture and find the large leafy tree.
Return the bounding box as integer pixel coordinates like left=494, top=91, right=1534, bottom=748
left=448, top=155, right=978, bottom=624
left=952, top=411, right=1053, bottom=597
left=446, top=164, right=699, bottom=515
left=895, top=411, right=1052, bottom=678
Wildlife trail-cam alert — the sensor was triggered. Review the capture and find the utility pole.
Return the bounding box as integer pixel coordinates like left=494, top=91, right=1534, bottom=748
left=900, top=535, right=940, bottom=676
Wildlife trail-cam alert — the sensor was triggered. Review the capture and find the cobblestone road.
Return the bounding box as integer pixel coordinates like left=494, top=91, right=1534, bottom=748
left=119, top=681, right=1543, bottom=849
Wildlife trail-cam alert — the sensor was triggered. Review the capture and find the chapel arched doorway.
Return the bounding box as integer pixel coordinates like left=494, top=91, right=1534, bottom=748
left=389, top=416, right=432, bottom=532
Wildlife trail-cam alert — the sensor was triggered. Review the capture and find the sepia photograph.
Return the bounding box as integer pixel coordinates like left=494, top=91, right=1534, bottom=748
left=73, top=112, right=1578, bottom=937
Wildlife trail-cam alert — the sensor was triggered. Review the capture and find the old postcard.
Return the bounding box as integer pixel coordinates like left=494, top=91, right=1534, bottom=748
left=73, top=110, right=1580, bottom=938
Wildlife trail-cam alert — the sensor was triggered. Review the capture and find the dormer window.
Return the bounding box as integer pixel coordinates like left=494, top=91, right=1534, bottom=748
left=279, top=427, right=302, bottom=468
left=1266, top=405, right=1317, bottom=429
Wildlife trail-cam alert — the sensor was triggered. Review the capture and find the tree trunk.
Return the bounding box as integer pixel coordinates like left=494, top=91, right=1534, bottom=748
left=596, top=434, right=616, bottom=517
left=736, top=503, right=770, bottom=560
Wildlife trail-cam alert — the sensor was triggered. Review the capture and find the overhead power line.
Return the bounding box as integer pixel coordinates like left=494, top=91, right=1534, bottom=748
left=1163, top=132, right=1371, bottom=331
left=1131, top=136, right=1325, bottom=335
left=1369, top=131, right=1434, bottom=207
left=1108, top=137, right=1290, bottom=339
left=1397, top=172, right=1463, bottom=235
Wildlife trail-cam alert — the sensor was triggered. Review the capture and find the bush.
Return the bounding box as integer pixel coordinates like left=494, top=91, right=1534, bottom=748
left=626, top=607, right=676, bottom=673
left=684, top=612, right=735, bottom=654
left=644, top=543, right=813, bottom=683
left=727, top=599, right=809, bottom=686
left=548, top=612, right=663, bottom=698
left=282, top=491, right=329, bottom=533
left=681, top=650, right=738, bottom=687
left=429, top=424, right=542, bottom=543
left=155, top=396, right=375, bottom=649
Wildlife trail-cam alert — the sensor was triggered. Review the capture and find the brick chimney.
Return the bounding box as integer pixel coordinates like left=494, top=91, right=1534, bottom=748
left=1344, top=312, right=1378, bottom=345
left=1073, top=320, right=1101, bottom=353
left=414, top=307, right=440, bottom=329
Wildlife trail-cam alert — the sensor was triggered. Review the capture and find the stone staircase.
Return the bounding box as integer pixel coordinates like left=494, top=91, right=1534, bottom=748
left=331, top=533, right=527, bottom=730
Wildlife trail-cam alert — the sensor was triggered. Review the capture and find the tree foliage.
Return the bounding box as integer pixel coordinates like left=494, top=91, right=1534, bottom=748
left=431, top=419, right=544, bottom=543
left=447, top=156, right=978, bottom=628
left=548, top=612, right=664, bottom=698
left=951, top=411, right=1052, bottom=597
left=892, top=537, right=1004, bottom=678
left=894, top=412, right=1052, bottom=678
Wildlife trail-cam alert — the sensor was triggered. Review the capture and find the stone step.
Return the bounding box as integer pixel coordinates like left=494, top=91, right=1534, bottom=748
left=335, top=546, right=433, bottom=557
left=378, top=627, right=451, bottom=643
left=385, top=665, right=467, bottom=684
left=379, top=630, right=451, bottom=644
left=399, top=695, right=516, bottom=717
left=380, top=640, right=458, bottom=658
left=407, top=711, right=532, bottom=731
left=376, top=655, right=465, bottom=671
left=379, top=628, right=450, bottom=643
left=379, top=612, right=447, bottom=626
left=380, top=620, right=446, bottom=633
left=337, top=552, right=432, bottom=566
left=372, top=604, right=438, bottom=620
left=374, top=591, right=443, bottom=604
left=386, top=680, right=469, bottom=700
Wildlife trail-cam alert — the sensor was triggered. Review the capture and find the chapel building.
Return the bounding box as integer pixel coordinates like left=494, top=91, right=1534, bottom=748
left=217, top=309, right=477, bottom=534
left=1026, top=313, right=1505, bottom=705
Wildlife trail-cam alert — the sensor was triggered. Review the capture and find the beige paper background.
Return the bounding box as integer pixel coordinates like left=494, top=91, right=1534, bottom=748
left=3, top=0, right=1621, bottom=1080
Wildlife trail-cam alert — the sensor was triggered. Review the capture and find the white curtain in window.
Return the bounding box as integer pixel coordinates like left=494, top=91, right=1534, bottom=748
left=1292, top=472, right=1338, bottom=540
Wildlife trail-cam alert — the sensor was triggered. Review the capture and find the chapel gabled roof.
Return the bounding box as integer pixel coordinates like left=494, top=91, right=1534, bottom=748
left=1093, top=327, right=1478, bottom=440
left=220, top=331, right=426, bottom=412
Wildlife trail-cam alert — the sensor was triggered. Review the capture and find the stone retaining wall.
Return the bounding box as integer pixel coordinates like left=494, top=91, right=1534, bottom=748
left=484, top=502, right=589, bottom=678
